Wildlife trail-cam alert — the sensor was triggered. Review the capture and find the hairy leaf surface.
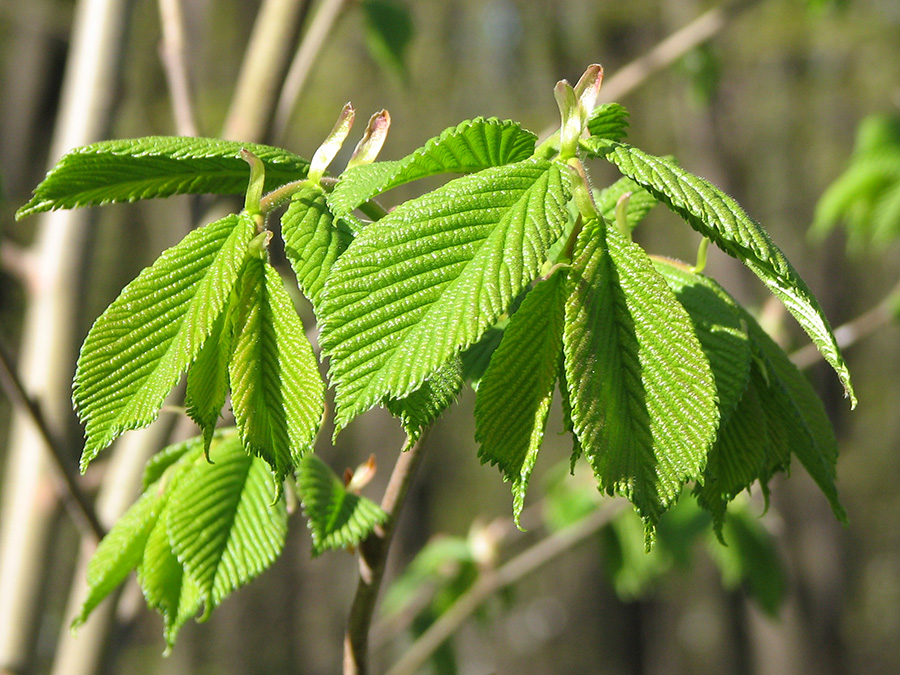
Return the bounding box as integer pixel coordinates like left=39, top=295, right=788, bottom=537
left=595, top=139, right=855, bottom=407
left=320, top=158, right=570, bottom=431
left=327, top=118, right=537, bottom=217
left=75, top=213, right=254, bottom=469
left=229, top=258, right=325, bottom=480
left=475, top=270, right=568, bottom=524
left=298, top=454, right=388, bottom=557
left=17, top=137, right=309, bottom=217
left=596, top=176, right=658, bottom=232
left=280, top=182, right=352, bottom=312
left=166, top=434, right=288, bottom=616
left=563, top=220, right=718, bottom=530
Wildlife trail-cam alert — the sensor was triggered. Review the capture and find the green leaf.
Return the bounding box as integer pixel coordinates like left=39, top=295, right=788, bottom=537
left=362, top=0, right=414, bottom=82
left=72, top=489, right=162, bottom=630
left=595, top=139, right=856, bottom=407
left=651, top=258, right=751, bottom=424
left=139, top=512, right=202, bottom=649
left=475, top=270, right=568, bottom=525
left=142, top=434, right=206, bottom=491
left=280, top=182, right=352, bottom=312
left=185, top=311, right=232, bottom=455
left=386, top=357, right=464, bottom=447
left=327, top=118, right=538, bottom=217
left=596, top=176, right=658, bottom=232
left=17, top=137, right=309, bottom=218
left=75, top=213, right=254, bottom=470
left=584, top=102, right=630, bottom=143
left=320, top=158, right=570, bottom=432
left=743, top=311, right=846, bottom=522
left=563, top=220, right=718, bottom=532
left=229, top=258, right=325, bottom=480
left=166, top=433, right=288, bottom=617
left=297, top=454, right=388, bottom=557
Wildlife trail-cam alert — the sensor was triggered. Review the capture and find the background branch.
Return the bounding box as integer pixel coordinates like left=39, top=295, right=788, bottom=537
left=157, top=0, right=199, bottom=136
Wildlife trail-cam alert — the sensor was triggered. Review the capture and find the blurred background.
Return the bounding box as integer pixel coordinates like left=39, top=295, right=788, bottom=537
left=2, top=0, right=900, bottom=673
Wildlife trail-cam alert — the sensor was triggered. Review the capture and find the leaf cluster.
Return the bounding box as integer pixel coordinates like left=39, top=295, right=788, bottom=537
left=18, top=70, right=854, bottom=643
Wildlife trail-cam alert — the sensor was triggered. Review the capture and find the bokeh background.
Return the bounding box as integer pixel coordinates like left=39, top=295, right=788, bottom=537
left=2, top=0, right=900, bottom=673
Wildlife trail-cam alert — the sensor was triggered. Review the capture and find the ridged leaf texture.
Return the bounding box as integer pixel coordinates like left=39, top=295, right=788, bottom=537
left=185, top=311, right=232, bottom=455
left=229, top=257, right=325, bottom=481
left=75, top=213, right=254, bottom=469
left=584, top=102, right=630, bottom=144
left=386, top=357, right=464, bottom=447
left=475, top=270, right=568, bottom=525
left=17, top=136, right=309, bottom=217
left=563, top=220, right=718, bottom=532
left=166, top=433, right=288, bottom=617
left=595, top=138, right=856, bottom=407
left=651, top=258, right=751, bottom=424
left=327, top=117, right=538, bottom=217
left=319, top=158, right=570, bottom=432
left=280, top=182, right=352, bottom=312
left=297, top=454, right=388, bottom=557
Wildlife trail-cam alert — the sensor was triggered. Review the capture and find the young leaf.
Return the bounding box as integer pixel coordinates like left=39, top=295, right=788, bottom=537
left=166, top=433, right=288, bottom=617
left=563, top=220, right=718, bottom=531
left=327, top=118, right=538, bottom=217
left=71, top=489, right=163, bottom=630
left=280, top=182, right=352, bottom=312
left=185, top=311, right=232, bottom=454
left=297, top=454, right=388, bottom=557
left=320, top=158, right=570, bottom=432
left=75, top=213, right=254, bottom=469
left=475, top=270, right=568, bottom=525
left=594, top=139, right=856, bottom=407
left=651, top=258, right=751, bottom=424
left=229, top=257, right=325, bottom=480
left=585, top=102, right=630, bottom=143
left=743, top=310, right=846, bottom=522
left=17, top=137, right=309, bottom=218
left=142, top=434, right=207, bottom=490
left=386, top=357, right=464, bottom=447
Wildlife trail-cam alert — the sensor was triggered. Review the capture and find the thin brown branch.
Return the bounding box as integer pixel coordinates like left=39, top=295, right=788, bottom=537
left=272, top=0, right=355, bottom=142
left=0, top=328, right=104, bottom=543
left=157, top=0, right=199, bottom=136
left=599, top=0, right=758, bottom=103
left=343, top=430, right=430, bottom=675
left=384, top=500, right=627, bottom=675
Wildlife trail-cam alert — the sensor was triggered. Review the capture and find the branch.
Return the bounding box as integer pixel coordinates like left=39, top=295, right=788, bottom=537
left=157, top=0, right=199, bottom=136
left=599, top=0, right=759, bottom=103
left=0, top=336, right=104, bottom=541
left=343, top=430, right=430, bottom=675
left=384, top=500, right=627, bottom=675
left=272, top=0, right=354, bottom=142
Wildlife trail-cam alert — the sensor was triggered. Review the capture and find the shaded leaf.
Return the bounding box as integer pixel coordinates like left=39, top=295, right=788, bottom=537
left=584, top=102, right=630, bottom=144
left=297, top=454, right=388, bottom=557
left=185, top=311, right=232, bottom=455
left=17, top=137, right=309, bottom=218
left=595, top=176, right=658, bottom=232
left=280, top=182, right=352, bottom=312
left=362, top=0, right=413, bottom=82
left=229, top=258, right=325, bottom=480
left=475, top=270, right=568, bottom=525
left=320, top=158, right=570, bottom=432
left=387, top=357, right=464, bottom=447
left=75, top=213, right=254, bottom=469
left=327, top=118, right=538, bottom=217
left=595, top=139, right=855, bottom=407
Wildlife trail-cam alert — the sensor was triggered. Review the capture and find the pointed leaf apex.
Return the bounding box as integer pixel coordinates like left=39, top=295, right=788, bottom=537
left=555, top=80, right=584, bottom=159
left=574, top=64, right=604, bottom=115
left=309, top=102, right=356, bottom=183
left=347, top=110, right=391, bottom=169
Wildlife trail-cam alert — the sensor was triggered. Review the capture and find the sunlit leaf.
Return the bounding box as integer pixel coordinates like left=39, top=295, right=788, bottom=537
left=320, top=158, right=570, bottom=432
left=75, top=213, right=254, bottom=470
left=595, top=139, right=855, bottom=407
left=327, top=118, right=538, bottom=217
left=17, top=137, right=309, bottom=218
